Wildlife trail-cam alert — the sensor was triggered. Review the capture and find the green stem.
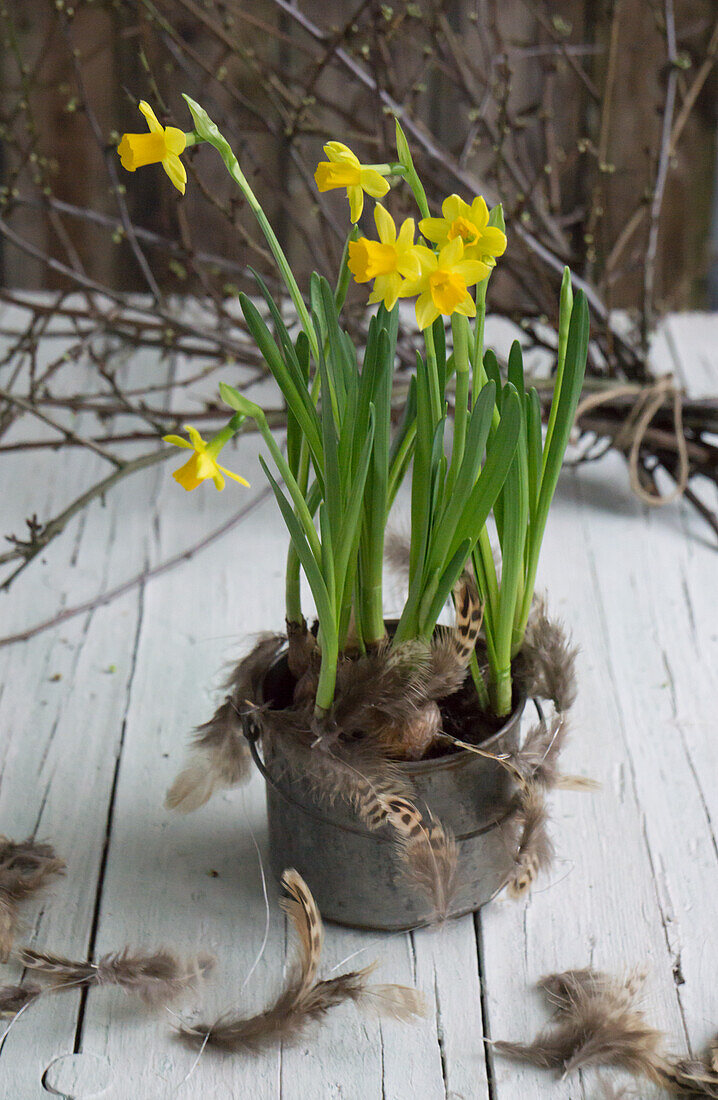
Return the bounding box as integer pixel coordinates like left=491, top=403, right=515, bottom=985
left=314, top=628, right=338, bottom=715
left=468, top=651, right=491, bottom=712
left=446, top=314, right=470, bottom=498
left=182, top=99, right=318, bottom=361
left=489, top=665, right=513, bottom=718
left=471, top=280, right=488, bottom=408
left=284, top=373, right=321, bottom=623
left=334, top=226, right=359, bottom=312
left=423, top=325, right=443, bottom=427
left=285, top=547, right=302, bottom=623
left=542, top=266, right=573, bottom=473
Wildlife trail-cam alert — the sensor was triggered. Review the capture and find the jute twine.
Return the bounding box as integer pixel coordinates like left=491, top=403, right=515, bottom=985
left=574, top=374, right=689, bottom=506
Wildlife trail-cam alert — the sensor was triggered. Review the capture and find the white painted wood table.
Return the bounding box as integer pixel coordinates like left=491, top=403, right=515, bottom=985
left=0, top=308, right=717, bottom=1099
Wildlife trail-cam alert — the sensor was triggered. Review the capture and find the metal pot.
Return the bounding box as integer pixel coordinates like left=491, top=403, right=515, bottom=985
left=246, top=650, right=525, bottom=932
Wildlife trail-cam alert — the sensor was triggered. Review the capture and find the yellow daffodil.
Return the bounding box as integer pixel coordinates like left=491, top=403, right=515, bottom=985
left=163, top=424, right=249, bottom=492
left=347, top=204, right=422, bottom=311
left=314, top=141, right=390, bottom=222
left=117, top=101, right=187, bottom=195
left=419, top=194, right=506, bottom=266
left=399, top=237, right=489, bottom=330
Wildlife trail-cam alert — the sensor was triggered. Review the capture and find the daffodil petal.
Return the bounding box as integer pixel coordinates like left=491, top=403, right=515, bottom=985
left=416, top=290, right=439, bottom=330
left=441, top=194, right=467, bottom=222
left=163, top=434, right=193, bottom=449
left=397, top=250, right=422, bottom=279
left=360, top=168, right=390, bottom=199
left=373, top=203, right=396, bottom=243
left=440, top=237, right=465, bottom=267
left=469, top=195, right=490, bottom=228
left=212, top=469, right=226, bottom=491
left=138, top=100, right=163, bottom=133
left=173, top=456, right=203, bottom=491
left=117, top=132, right=166, bottom=170
left=480, top=225, right=507, bottom=256
left=413, top=244, right=438, bottom=270
left=397, top=218, right=416, bottom=248
left=418, top=217, right=446, bottom=243
left=315, top=162, right=360, bottom=191
left=194, top=452, right=217, bottom=479
left=183, top=424, right=206, bottom=449
left=162, top=153, right=187, bottom=195
left=383, top=272, right=404, bottom=311
left=218, top=464, right=250, bottom=486
left=454, top=259, right=490, bottom=285
left=163, top=126, right=187, bottom=156
left=324, top=141, right=359, bottom=166
left=398, top=274, right=424, bottom=298
left=348, top=185, right=364, bottom=223
left=453, top=294, right=477, bottom=318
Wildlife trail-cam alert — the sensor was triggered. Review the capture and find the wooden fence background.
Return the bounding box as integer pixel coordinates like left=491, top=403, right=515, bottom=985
left=1, top=0, right=716, bottom=312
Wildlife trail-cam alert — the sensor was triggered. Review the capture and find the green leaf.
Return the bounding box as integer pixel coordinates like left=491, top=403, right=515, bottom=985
left=430, top=380, right=495, bottom=568
left=538, top=289, right=589, bottom=514
left=420, top=538, right=471, bottom=637
left=525, top=387, right=542, bottom=514
left=432, top=316, right=446, bottom=399
left=259, top=456, right=336, bottom=646
left=449, top=383, right=522, bottom=559
left=483, top=348, right=502, bottom=391
left=248, top=267, right=302, bottom=375
left=507, top=340, right=525, bottom=398
left=316, top=333, right=342, bottom=539
left=239, top=292, right=322, bottom=469
left=336, top=407, right=376, bottom=593
left=319, top=277, right=353, bottom=418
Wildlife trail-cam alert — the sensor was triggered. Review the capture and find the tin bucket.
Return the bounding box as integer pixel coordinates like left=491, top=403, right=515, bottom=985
left=246, top=651, right=525, bottom=932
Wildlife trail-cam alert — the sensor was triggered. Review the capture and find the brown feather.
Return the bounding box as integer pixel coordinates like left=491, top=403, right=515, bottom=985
left=0, top=983, right=41, bottom=1015
left=177, top=869, right=424, bottom=1054
left=594, top=1082, right=635, bottom=1100
left=393, top=816, right=458, bottom=923
left=507, top=784, right=554, bottom=898
left=517, top=599, right=578, bottom=712
left=285, top=617, right=318, bottom=680
left=279, top=868, right=323, bottom=994
left=494, top=967, right=666, bottom=1082
left=0, top=838, right=65, bottom=960
left=17, top=947, right=214, bottom=1006
left=166, top=634, right=285, bottom=812
left=510, top=714, right=570, bottom=789
left=661, top=1040, right=718, bottom=1096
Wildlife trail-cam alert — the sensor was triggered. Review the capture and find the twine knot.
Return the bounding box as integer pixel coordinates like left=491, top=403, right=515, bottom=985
left=575, top=374, right=688, bottom=506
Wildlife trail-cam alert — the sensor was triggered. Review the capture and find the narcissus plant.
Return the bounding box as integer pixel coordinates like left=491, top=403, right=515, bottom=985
left=120, top=96, right=588, bottom=719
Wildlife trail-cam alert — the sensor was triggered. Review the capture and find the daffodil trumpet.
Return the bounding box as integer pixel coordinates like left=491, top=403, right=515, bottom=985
left=120, top=97, right=589, bottom=717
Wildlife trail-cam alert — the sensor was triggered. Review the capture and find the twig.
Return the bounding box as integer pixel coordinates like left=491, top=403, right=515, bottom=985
left=0, top=486, right=273, bottom=648
left=642, top=0, right=679, bottom=341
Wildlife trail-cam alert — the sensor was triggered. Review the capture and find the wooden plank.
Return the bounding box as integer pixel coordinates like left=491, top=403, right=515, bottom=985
left=2, top=306, right=717, bottom=1097
left=0, top=306, right=168, bottom=1095
left=478, top=462, right=687, bottom=1100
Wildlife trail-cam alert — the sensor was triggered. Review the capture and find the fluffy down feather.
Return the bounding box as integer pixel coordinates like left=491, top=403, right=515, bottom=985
left=166, top=634, right=285, bottom=812
left=0, top=837, right=65, bottom=960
